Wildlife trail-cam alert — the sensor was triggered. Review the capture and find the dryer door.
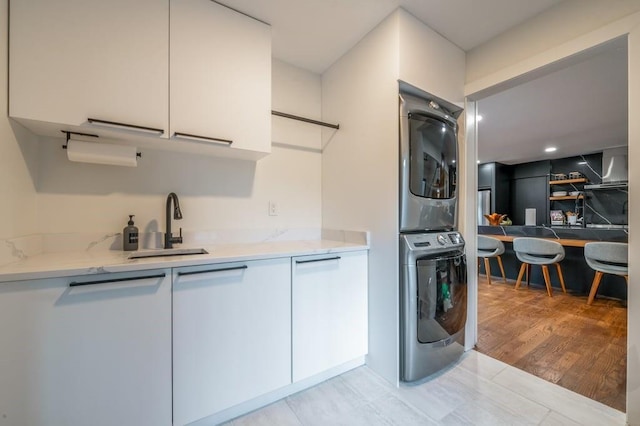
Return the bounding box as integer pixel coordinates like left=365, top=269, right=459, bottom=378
left=400, top=111, right=459, bottom=232
left=409, top=113, right=457, bottom=200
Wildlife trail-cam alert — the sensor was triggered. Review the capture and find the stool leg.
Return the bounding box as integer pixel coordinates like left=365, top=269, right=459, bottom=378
left=484, top=258, right=492, bottom=285
left=497, top=256, right=507, bottom=283
left=515, top=263, right=527, bottom=290
left=542, top=265, right=553, bottom=297
left=587, top=271, right=604, bottom=305
left=526, top=264, right=531, bottom=287
left=555, top=263, right=567, bottom=293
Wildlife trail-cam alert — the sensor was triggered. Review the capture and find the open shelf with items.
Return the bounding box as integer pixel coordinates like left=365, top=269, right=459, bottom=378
left=548, top=174, right=589, bottom=226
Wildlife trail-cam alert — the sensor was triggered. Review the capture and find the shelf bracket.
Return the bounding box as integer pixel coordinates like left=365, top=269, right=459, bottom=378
left=271, top=110, right=339, bottom=130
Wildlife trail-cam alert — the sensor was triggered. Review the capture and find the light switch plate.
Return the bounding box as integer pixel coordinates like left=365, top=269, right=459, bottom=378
left=269, top=201, right=278, bottom=216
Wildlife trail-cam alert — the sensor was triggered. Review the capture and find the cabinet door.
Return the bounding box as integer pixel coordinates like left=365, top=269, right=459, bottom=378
left=511, top=175, right=549, bottom=226
left=0, top=270, right=172, bottom=426
left=173, top=259, right=291, bottom=425
left=9, top=0, right=168, bottom=134
left=170, top=0, right=271, bottom=153
left=292, top=251, right=368, bottom=382
left=477, top=163, right=494, bottom=189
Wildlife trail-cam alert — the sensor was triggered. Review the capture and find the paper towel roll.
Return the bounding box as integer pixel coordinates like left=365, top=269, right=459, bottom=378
left=525, top=208, right=536, bottom=226
left=67, top=139, right=138, bottom=167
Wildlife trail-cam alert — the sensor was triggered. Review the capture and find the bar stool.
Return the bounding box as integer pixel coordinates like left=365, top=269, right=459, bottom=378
left=584, top=242, right=628, bottom=305
left=477, top=235, right=507, bottom=285
left=513, top=237, right=566, bottom=297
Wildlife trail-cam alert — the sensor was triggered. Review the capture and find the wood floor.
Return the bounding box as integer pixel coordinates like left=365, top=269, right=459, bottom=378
left=476, top=273, right=627, bottom=412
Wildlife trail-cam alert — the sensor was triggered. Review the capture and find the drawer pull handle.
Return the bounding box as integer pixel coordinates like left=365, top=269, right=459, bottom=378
left=177, top=265, right=248, bottom=277
left=69, top=273, right=166, bottom=287
left=295, top=256, right=341, bottom=264
left=88, top=118, right=164, bottom=135
left=173, top=132, right=233, bottom=145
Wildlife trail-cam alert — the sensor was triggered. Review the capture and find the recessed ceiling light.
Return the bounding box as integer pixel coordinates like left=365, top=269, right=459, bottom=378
left=452, top=159, right=456, bottom=163
left=476, top=115, right=483, bottom=122
left=544, top=147, right=557, bottom=153
left=477, top=160, right=481, bottom=164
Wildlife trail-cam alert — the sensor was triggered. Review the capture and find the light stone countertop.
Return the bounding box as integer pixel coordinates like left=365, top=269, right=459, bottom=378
left=0, top=232, right=369, bottom=283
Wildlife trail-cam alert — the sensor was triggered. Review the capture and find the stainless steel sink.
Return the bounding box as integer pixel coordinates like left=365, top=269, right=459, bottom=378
left=128, top=248, right=209, bottom=259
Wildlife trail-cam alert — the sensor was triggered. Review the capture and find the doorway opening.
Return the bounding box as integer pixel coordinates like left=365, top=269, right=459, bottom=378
left=470, top=36, right=628, bottom=412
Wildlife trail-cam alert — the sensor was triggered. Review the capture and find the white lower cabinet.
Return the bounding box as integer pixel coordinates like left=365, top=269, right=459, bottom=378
left=0, top=250, right=368, bottom=425
left=172, top=259, right=292, bottom=425
left=292, top=250, right=369, bottom=382
left=0, top=270, right=172, bottom=426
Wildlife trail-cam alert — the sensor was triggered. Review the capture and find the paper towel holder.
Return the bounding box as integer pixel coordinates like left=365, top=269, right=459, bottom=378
left=61, top=130, right=99, bottom=148
left=61, top=131, right=142, bottom=159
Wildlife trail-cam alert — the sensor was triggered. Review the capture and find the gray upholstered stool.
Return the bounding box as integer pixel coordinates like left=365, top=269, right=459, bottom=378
left=584, top=242, right=628, bottom=305
left=477, top=235, right=507, bottom=285
left=513, top=237, right=566, bottom=297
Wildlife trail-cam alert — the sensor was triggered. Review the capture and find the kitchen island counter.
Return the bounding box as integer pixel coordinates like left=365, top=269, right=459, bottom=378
left=478, top=225, right=628, bottom=243
left=478, top=225, right=627, bottom=300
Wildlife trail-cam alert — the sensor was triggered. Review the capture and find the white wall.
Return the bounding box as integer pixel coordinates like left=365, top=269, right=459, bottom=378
left=466, top=0, right=640, bottom=83
left=464, top=6, right=640, bottom=424
left=322, top=10, right=400, bottom=385
left=398, top=9, right=465, bottom=103
left=34, top=60, right=322, bottom=238
left=322, top=8, right=466, bottom=385
left=628, top=23, right=640, bottom=424
left=0, top=0, right=39, bottom=240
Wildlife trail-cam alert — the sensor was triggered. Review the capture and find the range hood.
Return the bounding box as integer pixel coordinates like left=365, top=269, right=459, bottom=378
left=584, top=147, right=628, bottom=189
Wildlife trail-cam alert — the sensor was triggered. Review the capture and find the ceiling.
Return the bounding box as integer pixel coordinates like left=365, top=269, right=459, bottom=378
left=216, top=0, right=627, bottom=166
left=218, top=0, right=562, bottom=73
left=477, top=39, right=628, bottom=165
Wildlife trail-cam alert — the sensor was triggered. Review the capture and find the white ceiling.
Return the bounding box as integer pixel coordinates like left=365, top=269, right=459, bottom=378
left=218, top=0, right=562, bottom=73
left=477, top=39, right=628, bottom=165
left=216, top=0, right=627, bottom=166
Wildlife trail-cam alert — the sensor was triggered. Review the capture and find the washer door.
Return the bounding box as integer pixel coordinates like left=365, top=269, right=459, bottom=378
left=416, top=253, right=467, bottom=344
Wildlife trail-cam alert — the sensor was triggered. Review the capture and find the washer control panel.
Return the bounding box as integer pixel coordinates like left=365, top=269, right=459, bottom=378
left=403, top=231, right=465, bottom=253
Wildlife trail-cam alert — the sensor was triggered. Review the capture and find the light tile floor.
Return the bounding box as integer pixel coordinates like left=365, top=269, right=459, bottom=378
left=228, top=350, right=625, bottom=426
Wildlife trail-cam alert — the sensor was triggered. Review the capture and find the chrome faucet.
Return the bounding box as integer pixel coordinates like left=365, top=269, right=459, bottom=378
left=165, top=192, right=183, bottom=249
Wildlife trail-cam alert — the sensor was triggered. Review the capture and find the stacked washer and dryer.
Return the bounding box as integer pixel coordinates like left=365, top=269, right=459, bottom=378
left=399, top=83, right=468, bottom=382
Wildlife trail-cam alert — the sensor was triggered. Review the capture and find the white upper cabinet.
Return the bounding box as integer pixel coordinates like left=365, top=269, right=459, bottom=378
left=170, top=0, right=271, bottom=155
left=9, top=0, right=169, bottom=135
left=9, top=0, right=272, bottom=160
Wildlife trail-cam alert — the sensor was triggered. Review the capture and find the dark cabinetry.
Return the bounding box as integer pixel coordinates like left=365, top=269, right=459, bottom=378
left=509, top=160, right=550, bottom=226
left=478, top=163, right=494, bottom=189
left=477, top=155, right=606, bottom=227
left=478, top=162, right=510, bottom=215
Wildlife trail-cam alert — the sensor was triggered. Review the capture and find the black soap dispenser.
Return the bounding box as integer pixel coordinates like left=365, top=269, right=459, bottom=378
left=123, top=215, right=139, bottom=251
